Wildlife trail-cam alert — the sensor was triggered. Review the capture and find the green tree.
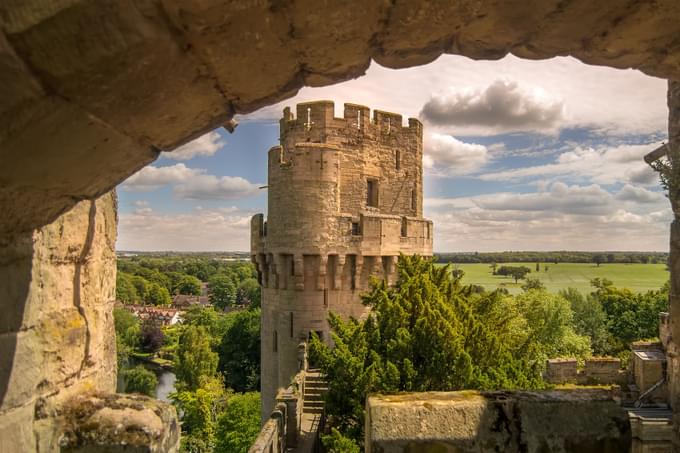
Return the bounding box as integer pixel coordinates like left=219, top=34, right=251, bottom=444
left=218, top=309, right=261, bottom=392
left=593, top=254, right=605, bottom=267
left=113, top=307, right=140, bottom=365
left=310, top=256, right=543, bottom=444
left=171, top=377, right=229, bottom=452
left=236, top=278, right=261, bottom=308
left=147, top=282, right=172, bottom=306
left=177, top=274, right=203, bottom=296
left=559, top=287, right=610, bottom=355
left=209, top=275, right=237, bottom=309
left=122, top=365, right=158, bottom=397
left=175, top=325, right=219, bottom=390
left=131, top=275, right=150, bottom=302
left=215, top=392, right=261, bottom=453
left=116, top=272, right=139, bottom=304
left=521, top=277, right=545, bottom=292
left=321, top=428, right=361, bottom=453
left=515, top=290, right=591, bottom=361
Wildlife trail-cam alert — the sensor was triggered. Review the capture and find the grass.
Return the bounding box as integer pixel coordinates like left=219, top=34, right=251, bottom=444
left=436, top=262, right=669, bottom=295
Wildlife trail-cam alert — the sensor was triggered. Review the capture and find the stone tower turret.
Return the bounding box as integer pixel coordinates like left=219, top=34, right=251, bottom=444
left=251, top=101, right=433, bottom=418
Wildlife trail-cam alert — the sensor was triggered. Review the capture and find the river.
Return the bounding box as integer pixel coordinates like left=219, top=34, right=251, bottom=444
left=117, top=358, right=177, bottom=401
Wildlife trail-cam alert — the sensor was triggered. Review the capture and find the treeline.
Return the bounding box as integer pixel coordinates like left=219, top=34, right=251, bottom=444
left=115, top=305, right=262, bottom=452
left=436, top=251, right=668, bottom=264
left=115, top=256, right=259, bottom=308
left=311, top=257, right=669, bottom=451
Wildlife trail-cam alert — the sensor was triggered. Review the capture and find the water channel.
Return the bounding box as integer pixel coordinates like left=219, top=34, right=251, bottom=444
left=117, top=358, right=177, bottom=401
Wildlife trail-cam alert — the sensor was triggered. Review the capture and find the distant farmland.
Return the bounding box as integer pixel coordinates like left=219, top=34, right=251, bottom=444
left=437, top=262, right=669, bottom=294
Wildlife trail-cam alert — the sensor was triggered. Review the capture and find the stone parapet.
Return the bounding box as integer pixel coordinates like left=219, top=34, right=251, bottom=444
left=365, top=390, right=631, bottom=453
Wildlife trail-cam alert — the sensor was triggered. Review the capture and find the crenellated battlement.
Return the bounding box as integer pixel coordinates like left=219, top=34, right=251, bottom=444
left=279, top=100, right=422, bottom=145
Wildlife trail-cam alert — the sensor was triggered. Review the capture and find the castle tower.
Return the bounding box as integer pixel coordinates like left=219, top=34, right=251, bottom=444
left=251, top=101, right=433, bottom=418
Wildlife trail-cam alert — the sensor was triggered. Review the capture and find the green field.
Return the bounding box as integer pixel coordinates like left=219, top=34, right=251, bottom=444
left=437, top=262, right=669, bottom=295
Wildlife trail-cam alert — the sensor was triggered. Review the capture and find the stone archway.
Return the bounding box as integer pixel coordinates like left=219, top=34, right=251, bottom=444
left=3, top=1, right=680, bottom=451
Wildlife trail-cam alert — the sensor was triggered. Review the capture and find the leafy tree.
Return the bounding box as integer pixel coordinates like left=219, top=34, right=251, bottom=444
left=236, top=278, right=261, bottom=308
left=559, top=288, right=610, bottom=355
left=177, top=275, right=203, bottom=296
left=497, top=265, right=531, bottom=283
left=218, top=309, right=261, bottom=392
left=175, top=325, right=219, bottom=390
left=215, top=392, right=261, bottom=453
left=535, top=262, right=540, bottom=272
left=521, top=277, right=545, bottom=292
left=321, top=428, right=361, bottom=453
left=490, top=263, right=498, bottom=274
left=131, top=275, right=150, bottom=302
left=139, top=320, right=165, bottom=353
left=310, top=256, right=543, bottom=444
left=114, top=307, right=140, bottom=365
left=172, top=377, right=230, bottom=453
left=122, top=365, right=158, bottom=396
left=593, top=254, right=605, bottom=267
left=147, top=282, right=172, bottom=306
left=116, top=272, right=139, bottom=304
left=209, top=275, right=237, bottom=309
left=515, top=290, right=591, bottom=361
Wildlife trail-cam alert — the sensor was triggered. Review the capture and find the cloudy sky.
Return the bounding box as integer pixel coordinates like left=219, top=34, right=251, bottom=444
left=117, top=54, right=671, bottom=252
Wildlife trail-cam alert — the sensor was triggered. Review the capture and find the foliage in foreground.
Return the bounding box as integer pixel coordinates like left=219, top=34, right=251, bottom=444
left=215, top=392, right=261, bottom=453
left=310, top=255, right=554, bottom=444
left=121, top=365, right=158, bottom=396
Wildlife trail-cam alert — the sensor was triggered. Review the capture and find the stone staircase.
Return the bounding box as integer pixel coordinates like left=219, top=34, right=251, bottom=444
left=303, top=369, right=327, bottom=415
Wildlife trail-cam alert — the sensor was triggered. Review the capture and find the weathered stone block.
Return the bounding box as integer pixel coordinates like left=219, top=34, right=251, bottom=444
left=366, top=390, right=631, bottom=453
left=59, top=393, right=179, bottom=453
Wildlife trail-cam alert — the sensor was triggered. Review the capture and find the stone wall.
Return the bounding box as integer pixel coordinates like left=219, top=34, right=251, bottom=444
left=0, top=192, right=179, bottom=452
left=365, top=390, right=631, bottom=453
left=544, top=358, right=627, bottom=386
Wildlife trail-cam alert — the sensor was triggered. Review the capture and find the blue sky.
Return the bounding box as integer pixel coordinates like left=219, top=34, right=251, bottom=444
left=117, top=55, right=671, bottom=252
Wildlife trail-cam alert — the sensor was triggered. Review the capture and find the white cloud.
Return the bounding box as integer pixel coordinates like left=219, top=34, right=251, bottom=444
left=478, top=142, right=662, bottom=186
left=117, top=206, right=253, bottom=251
left=174, top=175, right=261, bottom=201
left=163, top=131, right=225, bottom=161
left=423, top=133, right=488, bottom=175
left=616, top=184, right=665, bottom=204
left=244, top=54, right=667, bottom=136
left=122, top=163, right=261, bottom=200
left=123, top=164, right=203, bottom=191
left=420, top=79, right=564, bottom=133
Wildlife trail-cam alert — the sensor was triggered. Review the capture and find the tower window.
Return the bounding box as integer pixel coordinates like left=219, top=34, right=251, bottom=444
left=401, top=217, right=408, bottom=237
left=273, top=330, right=278, bottom=352
left=263, top=221, right=267, bottom=237
left=290, top=257, right=295, bottom=276
left=395, top=150, right=401, bottom=170
left=290, top=312, right=294, bottom=338
left=367, top=179, right=379, bottom=207
left=351, top=222, right=361, bottom=235
left=411, top=189, right=417, bottom=210
left=323, top=288, right=328, bottom=307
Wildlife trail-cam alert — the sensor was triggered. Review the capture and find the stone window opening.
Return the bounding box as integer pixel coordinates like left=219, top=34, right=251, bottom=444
left=395, top=150, right=401, bottom=170
left=411, top=188, right=417, bottom=210
left=274, top=330, right=278, bottom=352
left=401, top=216, right=408, bottom=237
left=290, top=257, right=295, bottom=276
left=351, top=221, right=361, bottom=235
left=323, top=288, right=328, bottom=307
left=263, top=220, right=267, bottom=236
left=350, top=255, right=357, bottom=290
left=367, top=178, right=379, bottom=207
left=289, top=312, right=294, bottom=338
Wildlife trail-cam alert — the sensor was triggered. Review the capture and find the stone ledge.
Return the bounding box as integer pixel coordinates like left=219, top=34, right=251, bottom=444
left=59, top=393, right=179, bottom=453
left=366, top=389, right=631, bottom=453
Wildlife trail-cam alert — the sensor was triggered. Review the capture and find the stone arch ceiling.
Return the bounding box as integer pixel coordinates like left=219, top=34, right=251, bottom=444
left=1, top=0, right=680, bottom=236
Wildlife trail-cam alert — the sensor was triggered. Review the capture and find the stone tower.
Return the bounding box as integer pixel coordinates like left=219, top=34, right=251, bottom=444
left=251, top=100, right=433, bottom=417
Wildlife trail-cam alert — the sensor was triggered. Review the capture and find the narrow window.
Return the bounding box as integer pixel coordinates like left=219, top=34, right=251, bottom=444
left=290, top=257, right=295, bottom=276
left=323, top=288, right=328, bottom=307
left=395, top=150, right=401, bottom=170
left=273, top=330, right=278, bottom=352
left=351, top=222, right=361, bottom=236
left=290, top=312, right=294, bottom=338
left=401, top=217, right=408, bottom=237
left=411, top=189, right=417, bottom=210
left=350, top=255, right=357, bottom=290
left=367, top=179, right=379, bottom=207
left=263, top=221, right=267, bottom=237
left=426, top=222, right=431, bottom=239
